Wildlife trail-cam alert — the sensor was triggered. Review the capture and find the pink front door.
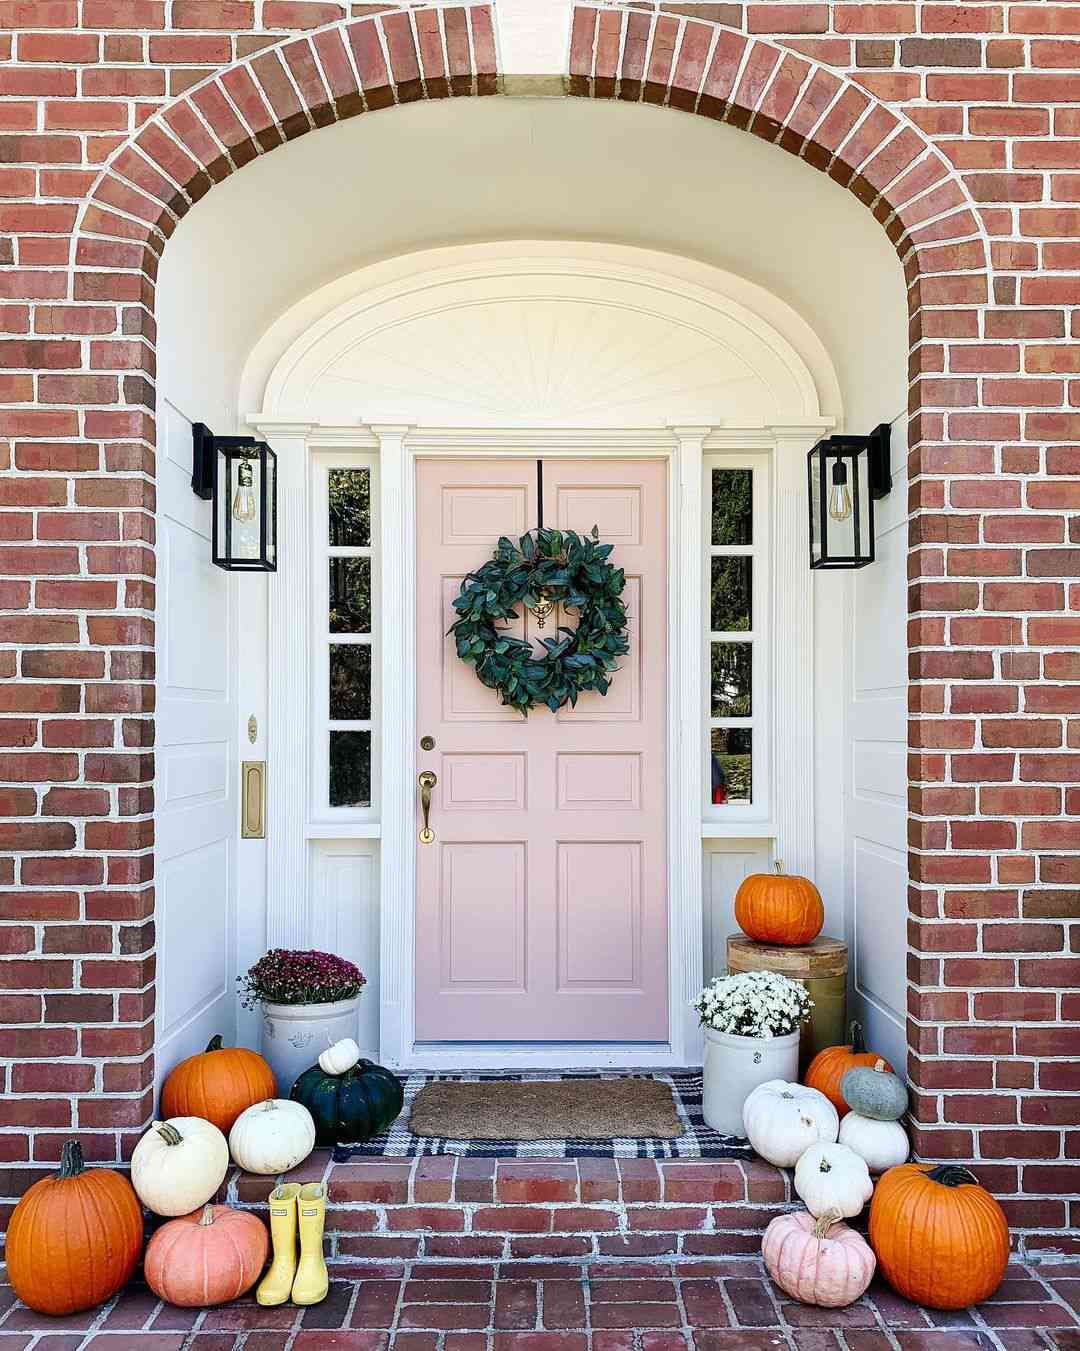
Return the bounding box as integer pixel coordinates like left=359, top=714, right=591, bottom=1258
left=415, top=458, right=668, bottom=1043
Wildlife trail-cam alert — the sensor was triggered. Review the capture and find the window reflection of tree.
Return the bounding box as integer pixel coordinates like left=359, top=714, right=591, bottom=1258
left=329, top=559, right=371, bottom=634
left=711, top=643, right=752, bottom=718
left=712, top=469, right=752, bottom=545
left=330, top=731, right=371, bottom=808
left=711, top=558, right=752, bottom=632
left=329, top=469, right=370, bottom=546
left=329, top=646, right=371, bottom=721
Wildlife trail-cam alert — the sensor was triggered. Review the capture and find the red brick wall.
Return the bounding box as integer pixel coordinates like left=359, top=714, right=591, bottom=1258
left=0, top=0, right=496, bottom=1219
left=0, top=0, right=1077, bottom=1254
left=567, top=1, right=1080, bottom=1252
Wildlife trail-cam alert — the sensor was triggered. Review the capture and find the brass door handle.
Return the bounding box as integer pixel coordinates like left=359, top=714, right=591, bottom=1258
left=418, top=770, right=437, bottom=843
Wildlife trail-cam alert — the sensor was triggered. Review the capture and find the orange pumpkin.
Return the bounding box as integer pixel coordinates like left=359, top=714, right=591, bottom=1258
left=804, top=1021, right=892, bottom=1117
left=145, top=1203, right=269, bottom=1307
left=734, top=861, right=824, bottom=947
left=869, top=1163, right=1010, bottom=1309
left=7, top=1140, right=144, bottom=1316
left=161, top=1034, right=275, bottom=1134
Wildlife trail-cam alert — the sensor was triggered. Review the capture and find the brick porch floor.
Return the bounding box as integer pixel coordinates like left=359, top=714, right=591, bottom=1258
left=1, top=1156, right=1077, bottom=1350
left=1, top=1257, right=1078, bottom=1350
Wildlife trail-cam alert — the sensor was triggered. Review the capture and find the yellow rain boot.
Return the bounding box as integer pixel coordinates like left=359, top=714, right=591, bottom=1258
left=291, top=1182, right=329, bottom=1306
left=256, top=1183, right=301, bottom=1307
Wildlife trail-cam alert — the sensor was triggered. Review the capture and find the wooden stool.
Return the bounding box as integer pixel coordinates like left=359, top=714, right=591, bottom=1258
left=726, top=934, right=848, bottom=1074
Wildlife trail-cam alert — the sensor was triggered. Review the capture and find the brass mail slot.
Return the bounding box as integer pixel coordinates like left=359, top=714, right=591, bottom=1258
left=241, top=760, right=266, bottom=838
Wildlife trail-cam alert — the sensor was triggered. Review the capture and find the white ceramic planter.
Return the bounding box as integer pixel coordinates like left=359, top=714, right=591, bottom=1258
left=702, top=1027, right=801, bottom=1137
left=260, top=997, right=360, bottom=1094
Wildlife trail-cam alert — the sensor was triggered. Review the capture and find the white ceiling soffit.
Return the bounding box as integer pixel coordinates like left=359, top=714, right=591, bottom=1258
left=246, top=242, right=837, bottom=429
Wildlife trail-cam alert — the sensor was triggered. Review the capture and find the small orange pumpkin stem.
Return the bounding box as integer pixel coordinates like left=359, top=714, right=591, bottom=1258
left=205, top=1035, right=224, bottom=1052
left=156, top=1122, right=183, bottom=1146
left=849, top=1021, right=866, bottom=1053
left=774, top=859, right=784, bottom=874
left=57, top=1140, right=85, bottom=1180
left=197, top=1204, right=216, bottom=1227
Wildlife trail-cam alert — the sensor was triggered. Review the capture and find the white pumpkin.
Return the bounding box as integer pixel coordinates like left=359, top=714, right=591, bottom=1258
left=742, top=1079, right=839, bottom=1167
left=229, top=1098, right=316, bottom=1175
left=131, top=1116, right=230, bottom=1217
left=794, top=1141, right=873, bottom=1220
left=319, top=1037, right=361, bottom=1076
left=838, top=1111, right=909, bottom=1173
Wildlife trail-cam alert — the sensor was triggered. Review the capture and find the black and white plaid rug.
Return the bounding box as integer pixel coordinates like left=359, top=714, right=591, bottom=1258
left=332, top=1069, right=752, bottom=1161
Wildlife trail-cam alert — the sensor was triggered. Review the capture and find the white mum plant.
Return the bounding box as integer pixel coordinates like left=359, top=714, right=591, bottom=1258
left=693, top=970, right=813, bottom=1039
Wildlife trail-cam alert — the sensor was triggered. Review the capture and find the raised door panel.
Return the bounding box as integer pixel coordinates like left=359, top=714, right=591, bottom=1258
left=556, top=485, right=643, bottom=545
left=441, top=484, right=529, bottom=547
left=441, top=842, right=527, bottom=989
left=440, top=575, right=523, bottom=722
left=557, top=841, right=642, bottom=988
left=556, top=753, right=642, bottom=810
left=443, top=753, right=527, bottom=811
left=556, top=577, right=643, bottom=723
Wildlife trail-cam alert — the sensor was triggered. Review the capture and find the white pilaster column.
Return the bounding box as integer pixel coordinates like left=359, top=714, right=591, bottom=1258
left=260, top=421, right=317, bottom=948
left=771, top=429, right=817, bottom=880
left=373, top=425, right=413, bottom=1065
left=670, top=426, right=709, bottom=1064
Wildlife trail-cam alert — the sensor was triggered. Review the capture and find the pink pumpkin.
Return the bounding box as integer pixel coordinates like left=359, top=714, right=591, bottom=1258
left=145, top=1203, right=269, bottom=1307
left=763, top=1208, right=876, bottom=1308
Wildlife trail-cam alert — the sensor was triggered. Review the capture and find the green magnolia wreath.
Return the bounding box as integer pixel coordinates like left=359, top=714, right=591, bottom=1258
left=449, top=526, right=630, bottom=715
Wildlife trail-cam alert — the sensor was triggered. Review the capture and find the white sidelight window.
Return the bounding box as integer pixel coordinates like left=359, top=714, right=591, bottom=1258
left=312, top=454, right=379, bottom=819
left=705, top=454, right=769, bottom=820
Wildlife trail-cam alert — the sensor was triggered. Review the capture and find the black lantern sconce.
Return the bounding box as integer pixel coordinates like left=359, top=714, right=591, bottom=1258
left=808, top=423, right=892, bottom=570
left=192, top=423, right=277, bottom=572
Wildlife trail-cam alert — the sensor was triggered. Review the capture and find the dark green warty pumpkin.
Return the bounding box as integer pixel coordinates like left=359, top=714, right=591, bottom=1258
left=290, top=1059, right=404, bottom=1144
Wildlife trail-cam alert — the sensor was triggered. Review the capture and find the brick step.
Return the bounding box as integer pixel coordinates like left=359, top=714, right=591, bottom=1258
left=227, top=1151, right=794, bottom=1264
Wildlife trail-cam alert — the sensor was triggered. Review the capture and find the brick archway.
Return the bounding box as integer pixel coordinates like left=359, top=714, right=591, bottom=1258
left=565, top=6, right=989, bottom=335
left=68, top=3, right=982, bottom=1153
left=74, top=6, right=498, bottom=293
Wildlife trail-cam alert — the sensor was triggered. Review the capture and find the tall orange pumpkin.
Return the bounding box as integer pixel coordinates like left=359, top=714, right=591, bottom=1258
left=804, top=1021, right=892, bottom=1117
left=869, top=1163, right=1010, bottom=1309
left=734, top=861, right=824, bottom=947
left=7, top=1140, right=144, bottom=1316
left=161, top=1035, right=276, bottom=1134
left=145, top=1203, right=269, bottom=1307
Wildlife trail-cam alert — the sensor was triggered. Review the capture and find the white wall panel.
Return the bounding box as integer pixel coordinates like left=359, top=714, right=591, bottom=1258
left=155, top=400, right=240, bottom=1091
left=703, top=840, right=772, bottom=984
left=309, top=841, right=380, bottom=1057
left=845, top=415, right=909, bottom=1072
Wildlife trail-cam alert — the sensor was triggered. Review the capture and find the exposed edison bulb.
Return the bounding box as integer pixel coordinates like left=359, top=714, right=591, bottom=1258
left=231, top=457, right=257, bottom=523
left=828, top=460, right=852, bottom=522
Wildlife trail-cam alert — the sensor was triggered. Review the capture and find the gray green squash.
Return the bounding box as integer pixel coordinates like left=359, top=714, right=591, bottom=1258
left=840, top=1058, right=908, bottom=1121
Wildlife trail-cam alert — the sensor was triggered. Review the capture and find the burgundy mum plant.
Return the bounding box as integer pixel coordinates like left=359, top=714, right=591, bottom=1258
left=239, top=949, right=366, bottom=1008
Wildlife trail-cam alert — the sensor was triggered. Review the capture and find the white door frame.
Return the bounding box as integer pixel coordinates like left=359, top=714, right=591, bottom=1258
left=247, top=416, right=827, bottom=1069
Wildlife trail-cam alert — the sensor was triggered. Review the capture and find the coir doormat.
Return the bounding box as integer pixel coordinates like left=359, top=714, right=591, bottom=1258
left=332, top=1070, right=753, bottom=1161
left=408, top=1076, right=682, bottom=1141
